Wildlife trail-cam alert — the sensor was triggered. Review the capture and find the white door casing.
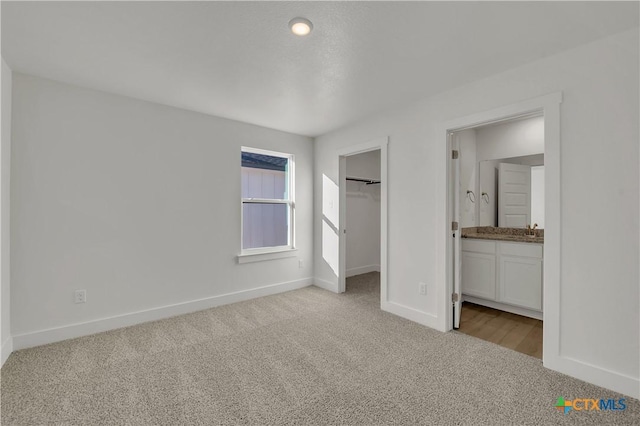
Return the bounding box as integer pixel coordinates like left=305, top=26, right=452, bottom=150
left=337, top=137, right=388, bottom=307
left=451, top=133, right=462, bottom=329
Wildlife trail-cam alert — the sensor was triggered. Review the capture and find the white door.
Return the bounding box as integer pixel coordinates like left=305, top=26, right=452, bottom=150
left=451, top=134, right=462, bottom=329
left=498, top=163, right=531, bottom=228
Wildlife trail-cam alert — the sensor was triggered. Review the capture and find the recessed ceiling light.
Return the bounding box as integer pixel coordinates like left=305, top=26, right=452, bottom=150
left=289, top=17, right=313, bottom=36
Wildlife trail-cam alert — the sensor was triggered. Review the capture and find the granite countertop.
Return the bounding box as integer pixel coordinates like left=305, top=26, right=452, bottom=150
left=461, top=227, right=544, bottom=244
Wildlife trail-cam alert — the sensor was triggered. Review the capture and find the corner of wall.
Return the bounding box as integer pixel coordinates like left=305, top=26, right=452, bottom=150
left=1, top=336, right=13, bottom=367
left=0, top=57, right=12, bottom=367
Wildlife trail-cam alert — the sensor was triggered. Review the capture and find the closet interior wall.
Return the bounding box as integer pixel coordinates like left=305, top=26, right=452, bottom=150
left=345, top=150, right=381, bottom=278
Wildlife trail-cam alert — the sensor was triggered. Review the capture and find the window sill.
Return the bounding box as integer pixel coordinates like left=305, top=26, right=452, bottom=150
left=237, top=248, right=298, bottom=264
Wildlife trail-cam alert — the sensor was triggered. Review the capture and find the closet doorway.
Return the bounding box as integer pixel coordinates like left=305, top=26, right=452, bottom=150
left=344, top=150, right=381, bottom=296
left=337, top=138, right=388, bottom=308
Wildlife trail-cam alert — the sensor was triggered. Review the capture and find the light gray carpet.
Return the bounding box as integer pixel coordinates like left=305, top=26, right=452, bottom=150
left=1, top=272, right=638, bottom=425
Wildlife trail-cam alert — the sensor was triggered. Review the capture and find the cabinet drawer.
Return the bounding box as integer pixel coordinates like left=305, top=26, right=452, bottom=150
left=462, top=239, right=496, bottom=254
left=499, top=241, right=542, bottom=258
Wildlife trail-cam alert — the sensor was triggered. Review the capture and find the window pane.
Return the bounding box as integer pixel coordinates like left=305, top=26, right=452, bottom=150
left=242, top=203, right=289, bottom=249
left=241, top=152, right=288, bottom=199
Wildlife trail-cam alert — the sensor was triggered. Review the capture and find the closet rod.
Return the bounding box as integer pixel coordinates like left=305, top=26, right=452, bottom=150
left=346, top=176, right=381, bottom=185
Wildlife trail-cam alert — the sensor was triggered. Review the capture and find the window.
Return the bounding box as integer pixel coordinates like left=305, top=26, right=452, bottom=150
left=241, top=147, right=294, bottom=253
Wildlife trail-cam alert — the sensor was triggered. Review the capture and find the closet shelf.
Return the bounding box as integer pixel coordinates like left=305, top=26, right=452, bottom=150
left=346, top=176, right=381, bottom=185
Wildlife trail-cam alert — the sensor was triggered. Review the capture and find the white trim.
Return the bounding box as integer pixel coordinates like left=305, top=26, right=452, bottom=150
left=346, top=264, right=380, bottom=278
left=545, top=356, right=640, bottom=400
left=540, top=99, right=561, bottom=365
left=313, top=277, right=339, bottom=293
left=339, top=156, right=347, bottom=292
left=435, top=95, right=640, bottom=397
left=1, top=337, right=13, bottom=367
left=12, top=277, right=313, bottom=351
left=337, top=139, right=386, bottom=157
left=237, top=248, right=298, bottom=264
left=439, top=92, right=561, bottom=330
left=240, top=146, right=295, bottom=253
left=440, top=93, right=639, bottom=398
left=440, top=93, right=562, bottom=133
left=383, top=301, right=440, bottom=329
left=337, top=137, right=388, bottom=314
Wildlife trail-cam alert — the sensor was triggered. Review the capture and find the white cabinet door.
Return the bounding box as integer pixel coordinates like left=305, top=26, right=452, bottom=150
left=461, top=251, right=496, bottom=300
left=499, top=255, right=542, bottom=310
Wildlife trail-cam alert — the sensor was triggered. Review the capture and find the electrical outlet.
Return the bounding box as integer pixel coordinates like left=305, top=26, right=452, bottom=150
left=419, top=282, right=427, bottom=296
left=74, top=289, right=87, bottom=304
left=298, top=260, right=304, bottom=269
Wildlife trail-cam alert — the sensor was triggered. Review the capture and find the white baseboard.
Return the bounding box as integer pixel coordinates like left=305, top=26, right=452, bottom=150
left=346, top=264, right=380, bottom=278
left=1, top=336, right=13, bottom=367
left=382, top=301, right=440, bottom=330
left=313, top=277, right=339, bottom=293
left=545, top=354, right=639, bottom=399
left=463, top=300, right=637, bottom=398
left=12, top=277, right=313, bottom=351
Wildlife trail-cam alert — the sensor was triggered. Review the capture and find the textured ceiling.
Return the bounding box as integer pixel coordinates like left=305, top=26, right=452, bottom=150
left=2, top=2, right=638, bottom=137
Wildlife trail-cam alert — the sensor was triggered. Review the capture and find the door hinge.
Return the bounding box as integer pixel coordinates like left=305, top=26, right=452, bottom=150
left=452, top=293, right=459, bottom=303
left=451, top=150, right=459, bottom=159
left=451, top=221, right=459, bottom=231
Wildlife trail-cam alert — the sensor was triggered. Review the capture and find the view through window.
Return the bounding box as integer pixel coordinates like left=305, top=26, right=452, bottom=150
left=241, top=148, right=294, bottom=251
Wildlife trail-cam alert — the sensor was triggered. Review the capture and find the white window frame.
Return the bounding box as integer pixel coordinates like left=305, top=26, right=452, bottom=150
left=238, top=146, right=296, bottom=262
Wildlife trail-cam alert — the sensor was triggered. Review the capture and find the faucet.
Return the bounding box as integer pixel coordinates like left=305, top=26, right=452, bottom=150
left=526, top=223, right=538, bottom=236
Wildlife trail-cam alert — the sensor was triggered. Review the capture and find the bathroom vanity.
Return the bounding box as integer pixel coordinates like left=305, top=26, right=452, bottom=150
left=461, top=227, right=543, bottom=320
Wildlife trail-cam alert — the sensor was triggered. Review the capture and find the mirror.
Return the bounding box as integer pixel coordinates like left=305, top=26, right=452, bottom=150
left=479, top=154, right=544, bottom=228
left=457, top=114, right=544, bottom=229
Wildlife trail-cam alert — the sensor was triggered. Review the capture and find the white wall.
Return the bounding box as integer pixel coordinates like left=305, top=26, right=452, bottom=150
left=500, top=153, right=544, bottom=166
left=313, top=28, right=639, bottom=397
left=10, top=74, right=314, bottom=346
left=1, top=58, right=12, bottom=366
left=478, top=160, right=497, bottom=227
left=457, top=130, right=477, bottom=228
left=476, top=115, right=544, bottom=162
left=346, top=150, right=380, bottom=277
left=530, top=166, right=545, bottom=228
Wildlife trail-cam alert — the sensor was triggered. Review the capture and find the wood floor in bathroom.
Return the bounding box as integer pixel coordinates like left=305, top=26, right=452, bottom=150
left=457, top=302, right=543, bottom=359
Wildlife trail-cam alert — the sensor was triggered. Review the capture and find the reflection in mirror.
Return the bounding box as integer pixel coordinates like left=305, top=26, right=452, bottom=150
left=531, top=165, right=544, bottom=228
left=479, top=161, right=498, bottom=226
left=481, top=154, right=544, bottom=228
left=457, top=114, right=545, bottom=229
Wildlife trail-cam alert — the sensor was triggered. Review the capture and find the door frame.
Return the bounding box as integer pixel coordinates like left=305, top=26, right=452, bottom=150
left=337, top=137, right=388, bottom=308
left=440, top=93, right=562, bottom=367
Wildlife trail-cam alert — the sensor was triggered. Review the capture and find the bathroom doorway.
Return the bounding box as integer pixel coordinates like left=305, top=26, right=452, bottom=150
left=450, top=114, right=545, bottom=358
left=442, top=93, right=562, bottom=365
